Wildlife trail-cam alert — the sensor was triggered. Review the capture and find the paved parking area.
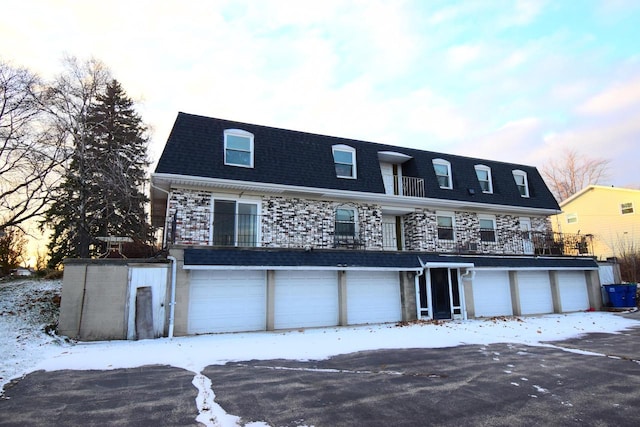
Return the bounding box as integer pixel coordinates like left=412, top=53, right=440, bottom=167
left=2, top=318, right=640, bottom=426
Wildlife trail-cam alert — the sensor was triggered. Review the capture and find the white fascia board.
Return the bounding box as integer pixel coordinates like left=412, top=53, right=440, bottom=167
left=471, top=266, right=598, bottom=271
left=151, top=173, right=560, bottom=216
left=183, top=265, right=422, bottom=272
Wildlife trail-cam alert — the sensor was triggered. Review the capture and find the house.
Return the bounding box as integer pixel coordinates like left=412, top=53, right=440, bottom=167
left=138, top=112, right=601, bottom=336
left=551, top=185, right=640, bottom=261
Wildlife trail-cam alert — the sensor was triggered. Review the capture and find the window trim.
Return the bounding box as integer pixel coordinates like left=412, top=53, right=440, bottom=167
left=433, top=158, right=453, bottom=189
left=621, top=202, right=634, bottom=215
left=332, top=144, right=357, bottom=179
left=224, top=129, right=254, bottom=168
left=478, top=214, right=497, bottom=242
left=512, top=169, right=530, bottom=198
left=335, top=206, right=358, bottom=236
left=474, top=164, right=493, bottom=193
left=436, top=211, right=456, bottom=241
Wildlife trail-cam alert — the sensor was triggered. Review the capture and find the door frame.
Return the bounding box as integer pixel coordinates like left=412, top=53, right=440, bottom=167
left=417, top=267, right=466, bottom=320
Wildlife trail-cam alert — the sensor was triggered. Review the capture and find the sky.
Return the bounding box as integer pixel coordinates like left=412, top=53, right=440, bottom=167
left=3, top=279, right=640, bottom=426
left=1, top=0, right=640, bottom=189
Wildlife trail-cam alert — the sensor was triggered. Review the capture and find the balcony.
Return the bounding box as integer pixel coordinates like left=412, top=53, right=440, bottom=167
left=381, top=174, right=425, bottom=198
left=166, top=212, right=593, bottom=257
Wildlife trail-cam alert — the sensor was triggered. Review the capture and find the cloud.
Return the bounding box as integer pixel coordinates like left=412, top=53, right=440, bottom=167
left=577, top=76, right=640, bottom=116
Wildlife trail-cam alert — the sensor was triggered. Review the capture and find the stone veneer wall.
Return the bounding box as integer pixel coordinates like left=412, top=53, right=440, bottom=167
left=166, top=189, right=212, bottom=245
left=403, top=209, right=551, bottom=254
left=261, top=196, right=383, bottom=250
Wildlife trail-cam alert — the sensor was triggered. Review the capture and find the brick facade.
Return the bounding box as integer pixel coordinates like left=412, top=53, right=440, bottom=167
left=165, top=188, right=552, bottom=254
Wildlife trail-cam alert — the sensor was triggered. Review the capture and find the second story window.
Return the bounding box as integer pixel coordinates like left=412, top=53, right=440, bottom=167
left=512, top=170, right=529, bottom=197
left=437, top=212, right=455, bottom=241
left=479, top=216, right=496, bottom=242
left=567, top=213, right=578, bottom=224
left=621, top=202, right=634, bottom=215
left=474, top=165, right=493, bottom=193
left=224, top=129, right=254, bottom=168
left=332, top=145, right=357, bottom=179
left=335, top=207, right=357, bottom=237
left=433, top=159, right=452, bottom=189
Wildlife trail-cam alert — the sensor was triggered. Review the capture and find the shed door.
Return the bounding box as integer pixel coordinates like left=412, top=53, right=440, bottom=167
left=274, top=270, right=338, bottom=329
left=472, top=270, right=513, bottom=317
left=518, top=271, right=553, bottom=315
left=188, top=270, right=266, bottom=334
left=558, top=271, right=590, bottom=312
left=128, top=266, right=169, bottom=339
left=346, top=271, right=402, bottom=325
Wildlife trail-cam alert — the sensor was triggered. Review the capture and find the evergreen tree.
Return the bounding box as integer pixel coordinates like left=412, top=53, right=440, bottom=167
left=44, top=79, right=152, bottom=267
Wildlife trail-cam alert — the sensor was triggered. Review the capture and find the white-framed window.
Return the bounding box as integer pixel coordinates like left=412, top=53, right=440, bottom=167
left=433, top=158, right=452, bottom=189
left=512, top=170, right=529, bottom=197
left=474, top=164, right=493, bottom=193
left=567, top=213, right=578, bottom=223
left=621, top=202, right=634, bottom=215
left=224, top=129, right=254, bottom=168
left=436, top=211, right=455, bottom=241
left=211, top=198, right=259, bottom=247
left=332, top=145, right=357, bottom=179
left=478, top=215, right=496, bottom=242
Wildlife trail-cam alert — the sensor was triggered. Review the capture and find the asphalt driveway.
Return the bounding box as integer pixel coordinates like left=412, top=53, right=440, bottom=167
left=2, top=316, right=640, bottom=426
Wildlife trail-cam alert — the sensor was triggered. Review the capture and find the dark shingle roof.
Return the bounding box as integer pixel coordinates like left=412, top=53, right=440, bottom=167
left=156, top=112, right=560, bottom=210
left=184, top=248, right=598, bottom=270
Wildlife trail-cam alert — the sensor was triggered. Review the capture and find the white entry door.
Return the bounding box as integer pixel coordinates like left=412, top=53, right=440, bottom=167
left=128, top=266, right=169, bottom=339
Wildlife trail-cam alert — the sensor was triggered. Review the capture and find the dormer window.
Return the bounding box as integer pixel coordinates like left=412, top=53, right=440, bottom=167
left=433, top=159, right=452, bottom=189
left=224, top=129, right=254, bottom=168
left=474, top=165, right=493, bottom=193
left=332, top=145, right=356, bottom=179
left=512, top=170, right=529, bottom=197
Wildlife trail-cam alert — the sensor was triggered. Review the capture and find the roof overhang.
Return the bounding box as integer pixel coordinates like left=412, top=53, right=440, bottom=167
left=377, top=151, right=413, bottom=164
left=151, top=173, right=562, bottom=225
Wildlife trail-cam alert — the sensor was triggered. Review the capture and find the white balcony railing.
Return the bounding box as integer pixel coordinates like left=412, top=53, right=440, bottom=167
left=382, top=174, right=425, bottom=198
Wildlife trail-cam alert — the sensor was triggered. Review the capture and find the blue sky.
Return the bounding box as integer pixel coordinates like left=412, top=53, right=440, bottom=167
left=2, top=0, right=640, bottom=188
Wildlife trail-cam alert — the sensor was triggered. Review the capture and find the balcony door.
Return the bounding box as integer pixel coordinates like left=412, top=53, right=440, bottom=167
left=213, top=200, right=258, bottom=246
left=519, top=217, right=534, bottom=255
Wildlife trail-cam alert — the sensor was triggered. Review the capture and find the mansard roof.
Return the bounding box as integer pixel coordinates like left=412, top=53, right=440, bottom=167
left=154, top=112, right=560, bottom=211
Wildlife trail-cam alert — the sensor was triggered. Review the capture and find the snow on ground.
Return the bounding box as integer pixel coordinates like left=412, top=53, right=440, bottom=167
left=2, top=279, right=640, bottom=426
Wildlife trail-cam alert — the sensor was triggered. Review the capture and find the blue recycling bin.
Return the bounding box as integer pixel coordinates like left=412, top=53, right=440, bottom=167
left=604, top=284, right=637, bottom=308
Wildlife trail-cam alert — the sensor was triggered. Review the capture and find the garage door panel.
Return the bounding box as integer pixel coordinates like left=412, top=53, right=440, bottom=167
left=473, top=271, right=513, bottom=317
left=519, top=271, right=553, bottom=315
left=189, top=270, right=266, bottom=334
left=274, top=271, right=338, bottom=329
left=558, top=271, right=590, bottom=312
left=347, top=271, right=401, bottom=325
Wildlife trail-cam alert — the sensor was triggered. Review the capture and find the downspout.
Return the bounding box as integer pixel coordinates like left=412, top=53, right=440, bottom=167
left=167, top=255, right=177, bottom=339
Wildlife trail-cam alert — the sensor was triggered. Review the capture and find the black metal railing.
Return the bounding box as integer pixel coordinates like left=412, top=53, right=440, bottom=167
left=166, top=212, right=594, bottom=256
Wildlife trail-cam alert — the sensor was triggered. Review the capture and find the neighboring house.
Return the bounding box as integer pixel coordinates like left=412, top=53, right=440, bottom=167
left=139, top=112, right=601, bottom=336
left=552, top=185, right=640, bottom=260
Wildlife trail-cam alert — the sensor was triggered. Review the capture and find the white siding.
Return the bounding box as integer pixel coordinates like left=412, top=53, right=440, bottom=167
left=274, top=270, right=339, bottom=329
left=472, top=271, right=513, bottom=317
left=188, top=270, right=266, bottom=334
left=346, top=271, right=402, bottom=325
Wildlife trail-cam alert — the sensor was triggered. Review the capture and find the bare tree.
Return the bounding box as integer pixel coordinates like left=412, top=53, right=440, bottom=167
left=0, top=227, right=27, bottom=275
left=0, top=61, right=64, bottom=231
left=541, top=148, right=610, bottom=202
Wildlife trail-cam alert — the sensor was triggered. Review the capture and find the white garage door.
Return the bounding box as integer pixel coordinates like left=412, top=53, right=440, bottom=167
left=346, top=271, right=402, bottom=325
left=188, top=270, right=266, bottom=334
left=558, top=271, right=590, bottom=312
left=473, top=271, right=513, bottom=317
left=274, top=270, right=338, bottom=329
left=518, top=271, right=553, bottom=315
